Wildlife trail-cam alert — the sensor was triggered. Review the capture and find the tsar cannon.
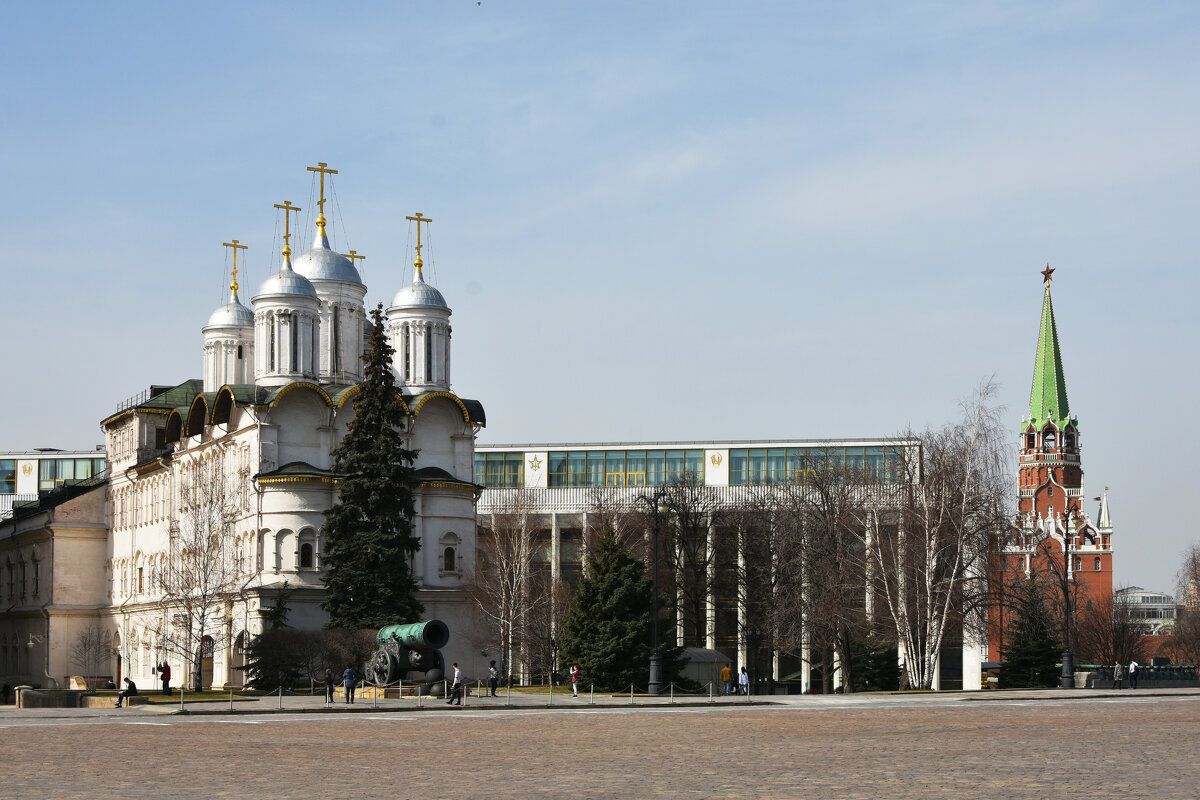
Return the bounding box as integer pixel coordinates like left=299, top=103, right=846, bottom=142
left=363, top=620, right=450, bottom=689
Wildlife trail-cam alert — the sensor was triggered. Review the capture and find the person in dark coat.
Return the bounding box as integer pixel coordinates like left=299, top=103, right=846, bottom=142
left=115, top=677, right=138, bottom=708
left=324, top=668, right=336, bottom=703
left=342, top=666, right=357, bottom=704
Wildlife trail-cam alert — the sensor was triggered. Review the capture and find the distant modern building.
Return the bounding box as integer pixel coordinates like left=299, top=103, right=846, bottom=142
left=0, top=448, right=107, bottom=520
left=1116, top=587, right=1181, bottom=635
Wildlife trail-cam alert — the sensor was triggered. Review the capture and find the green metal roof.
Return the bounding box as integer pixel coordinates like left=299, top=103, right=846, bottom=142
left=1027, top=285, right=1072, bottom=431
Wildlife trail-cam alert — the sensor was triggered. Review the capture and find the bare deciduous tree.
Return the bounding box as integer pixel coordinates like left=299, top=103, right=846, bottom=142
left=651, top=475, right=726, bottom=648
left=872, top=381, right=1011, bottom=690
left=1074, top=589, right=1146, bottom=666
left=152, top=455, right=243, bottom=690
left=470, top=489, right=547, bottom=683
left=70, top=624, right=111, bottom=688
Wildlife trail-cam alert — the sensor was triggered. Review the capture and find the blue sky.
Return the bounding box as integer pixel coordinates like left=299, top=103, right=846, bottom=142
left=3, top=1, right=1197, bottom=591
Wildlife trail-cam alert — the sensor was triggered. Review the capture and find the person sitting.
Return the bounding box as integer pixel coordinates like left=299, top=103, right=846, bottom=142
left=115, top=677, right=138, bottom=708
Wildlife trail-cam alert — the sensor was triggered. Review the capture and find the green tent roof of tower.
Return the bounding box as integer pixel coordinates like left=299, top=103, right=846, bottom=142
left=1027, top=284, right=1073, bottom=431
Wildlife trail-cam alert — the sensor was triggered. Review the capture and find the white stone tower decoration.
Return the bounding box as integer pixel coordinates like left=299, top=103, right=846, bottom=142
left=202, top=239, right=255, bottom=390
left=252, top=200, right=321, bottom=387
left=387, top=212, right=452, bottom=389
left=291, top=162, right=367, bottom=385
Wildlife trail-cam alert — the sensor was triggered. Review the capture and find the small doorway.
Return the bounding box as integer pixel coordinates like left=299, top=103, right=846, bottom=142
left=200, top=635, right=215, bottom=689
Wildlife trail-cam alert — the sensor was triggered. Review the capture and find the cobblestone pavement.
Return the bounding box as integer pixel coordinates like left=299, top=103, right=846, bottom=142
left=2, top=691, right=1198, bottom=799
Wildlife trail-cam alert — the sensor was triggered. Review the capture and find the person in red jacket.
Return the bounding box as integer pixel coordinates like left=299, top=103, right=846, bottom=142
left=159, top=662, right=172, bottom=695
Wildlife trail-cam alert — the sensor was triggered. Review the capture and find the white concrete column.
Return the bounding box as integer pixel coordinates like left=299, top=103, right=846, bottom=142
left=705, top=514, right=716, bottom=650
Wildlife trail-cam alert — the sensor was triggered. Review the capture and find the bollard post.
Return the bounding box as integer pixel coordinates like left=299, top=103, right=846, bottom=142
left=373, top=682, right=378, bottom=709
left=630, top=684, right=635, bottom=705
left=548, top=676, right=553, bottom=706
left=418, top=683, right=424, bottom=709
left=180, top=687, right=185, bottom=712
left=506, top=679, right=511, bottom=707
left=398, top=679, right=402, bottom=703
left=589, top=684, right=594, bottom=706
left=229, top=687, right=234, bottom=712
left=709, top=682, right=714, bottom=703
left=444, top=678, right=448, bottom=703
left=278, top=686, right=283, bottom=710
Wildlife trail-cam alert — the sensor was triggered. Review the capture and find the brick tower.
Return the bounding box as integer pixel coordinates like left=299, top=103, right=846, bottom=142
left=990, top=267, right=1114, bottom=662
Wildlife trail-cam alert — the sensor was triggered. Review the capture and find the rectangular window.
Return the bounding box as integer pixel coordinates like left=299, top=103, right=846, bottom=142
left=626, top=451, right=646, bottom=487
left=586, top=452, right=605, bottom=487
left=844, top=447, right=865, bottom=481
left=504, top=453, right=523, bottom=488
left=0, top=460, right=14, bottom=493
left=646, top=450, right=665, bottom=486
left=729, top=450, right=747, bottom=485
left=39, top=459, right=56, bottom=491
left=747, top=449, right=767, bottom=485
left=685, top=450, right=704, bottom=482
left=548, top=453, right=567, bottom=488
left=767, top=449, right=787, bottom=484
left=787, top=449, right=804, bottom=484
left=864, top=447, right=884, bottom=482
left=605, top=451, right=625, bottom=487
left=138, top=567, right=144, bottom=594
left=665, top=450, right=686, bottom=483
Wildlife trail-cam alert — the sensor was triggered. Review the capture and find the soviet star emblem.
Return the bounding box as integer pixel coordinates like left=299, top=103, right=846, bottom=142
left=528, top=456, right=542, bottom=471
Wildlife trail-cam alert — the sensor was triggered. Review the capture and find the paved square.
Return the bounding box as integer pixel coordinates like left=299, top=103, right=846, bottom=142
left=2, top=694, right=1197, bottom=799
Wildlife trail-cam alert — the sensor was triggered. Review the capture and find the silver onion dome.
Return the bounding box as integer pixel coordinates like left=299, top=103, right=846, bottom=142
left=292, top=232, right=364, bottom=286
left=205, top=298, right=254, bottom=329
left=253, top=263, right=319, bottom=301
left=390, top=271, right=449, bottom=311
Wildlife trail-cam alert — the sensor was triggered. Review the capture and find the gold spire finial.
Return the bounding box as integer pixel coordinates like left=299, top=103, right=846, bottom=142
left=273, top=201, right=302, bottom=263
left=306, top=162, right=338, bottom=236
left=344, top=249, right=366, bottom=268
left=222, top=239, right=248, bottom=295
left=405, top=212, right=433, bottom=276
left=1041, top=263, right=1055, bottom=284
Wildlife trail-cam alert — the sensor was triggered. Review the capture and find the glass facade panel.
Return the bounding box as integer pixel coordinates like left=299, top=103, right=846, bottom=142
left=767, top=449, right=787, bottom=484
left=625, top=451, right=646, bottom=487
left=665, top=450, right=685, bottom=483
left=646, top=450, right=665, bottom=486
left=864, top=447, right=884, bottom=481
left=747, top=449, right=766, bottom=485
left=787, top=450, right=804, bottom=483
left=729, top=450, right=747, bottom=485
left=844, top=447, right=864, bottom=481
left=475, top=452, right=525, bottom=488
left=0, top=460, right=14, bottom=493
left=547, top=453, right=567, bottom=487
left=38, top=459, right=55, bottom=490
left=94, top=458, right=106, bottom=476
left=568, top=452, right=587, bottom=487
left=686, top=450, right=703, bottom=481
left=504, top=453, right=523, bottom=487
left=605, top=452, right=625, bottom=487
left=586, top=452, right=605, bottom=487
left=75, top=459, right=93, bottom=480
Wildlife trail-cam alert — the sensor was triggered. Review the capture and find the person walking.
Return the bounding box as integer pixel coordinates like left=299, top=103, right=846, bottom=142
left=160, top=661, right=172, bottom=695
left=1128, top=659, right=1139, bottom=689
left=1112, top=662, right=1124, bottom=689
left=720, top=664, right=733, bottom=696
left=488, top=661, right=499, bottom=697
left=570, top=665, right=580, bottom=697
left=324, top=668, right=336, bottom=704
left=343, top=666, right=357, bottom=704
left=738, top=666, right=749, bottom=696
left=447, top=662, right=463, bottom=705
left=114, top=677, right=138, bottom=708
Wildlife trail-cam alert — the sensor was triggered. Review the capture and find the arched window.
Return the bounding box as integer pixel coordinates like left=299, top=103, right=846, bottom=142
left=1043, top=430, right=1056, bottom=450
left=438, top=532, right=461, bottom=577
left=1073, top=557, right=1082, bottom=571
left=1094, top=557, right=1102, bottom=572
left=299, top=542, right=314, bottom=569
left=1026, top=433, right=1036, bottom=450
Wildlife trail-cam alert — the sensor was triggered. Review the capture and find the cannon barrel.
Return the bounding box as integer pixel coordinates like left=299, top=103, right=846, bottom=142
left=376, top=620, right=450, bottom=651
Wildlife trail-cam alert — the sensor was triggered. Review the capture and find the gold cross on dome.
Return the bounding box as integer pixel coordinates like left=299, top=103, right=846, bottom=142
left=222, top=239, right=248, bottom=294
left=344, top=249, right=366, bottom=267
left=273, top=200, right=302, bottom=259
left=1041, top=263, right=1055, bottom=284
left=306, top=162, right=338, bottom=233
left=405, top=212, right=433, bottom=275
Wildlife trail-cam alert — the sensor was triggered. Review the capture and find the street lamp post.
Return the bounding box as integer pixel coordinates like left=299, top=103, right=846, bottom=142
left=648, top=498, right=666, bottom=695
left=1060, top=502, right=1079, bottom=689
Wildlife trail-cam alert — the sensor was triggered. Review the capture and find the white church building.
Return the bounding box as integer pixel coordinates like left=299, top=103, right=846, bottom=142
left=0, top=169, right=486, bottom=690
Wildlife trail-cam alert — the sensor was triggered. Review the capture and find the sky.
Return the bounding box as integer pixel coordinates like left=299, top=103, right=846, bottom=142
left=2, top=1, right=1197, bottom=592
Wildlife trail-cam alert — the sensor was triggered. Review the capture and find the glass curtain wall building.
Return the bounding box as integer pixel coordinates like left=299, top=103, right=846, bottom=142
left=475, top=438, right=927, bottom=691
left=1, top=449, right=108, bottom=520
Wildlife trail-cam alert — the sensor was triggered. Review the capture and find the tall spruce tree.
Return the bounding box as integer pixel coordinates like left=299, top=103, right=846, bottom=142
left=322, top=304, right=423, bottom=629
left=999, top=579, right=1061, bottom=688
left=558, top=526, right=663, bottom=691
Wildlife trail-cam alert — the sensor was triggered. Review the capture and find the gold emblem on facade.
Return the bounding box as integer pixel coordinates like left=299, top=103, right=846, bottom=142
left=21, top=463, right=32, bottom=475
left=710, top=453, right=723, bottom=466
left=529, top=456, right=542, bottom=471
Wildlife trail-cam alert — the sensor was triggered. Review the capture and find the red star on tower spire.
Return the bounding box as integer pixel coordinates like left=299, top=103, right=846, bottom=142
left=1041, top=263, right=1055, bottom=284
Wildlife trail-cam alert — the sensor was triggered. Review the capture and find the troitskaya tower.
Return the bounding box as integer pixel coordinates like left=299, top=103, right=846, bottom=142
left=992, top=266, right=1114, bottom=660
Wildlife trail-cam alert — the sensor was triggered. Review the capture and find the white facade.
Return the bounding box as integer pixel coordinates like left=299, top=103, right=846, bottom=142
left=0, top=195, right=486, bottom=692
